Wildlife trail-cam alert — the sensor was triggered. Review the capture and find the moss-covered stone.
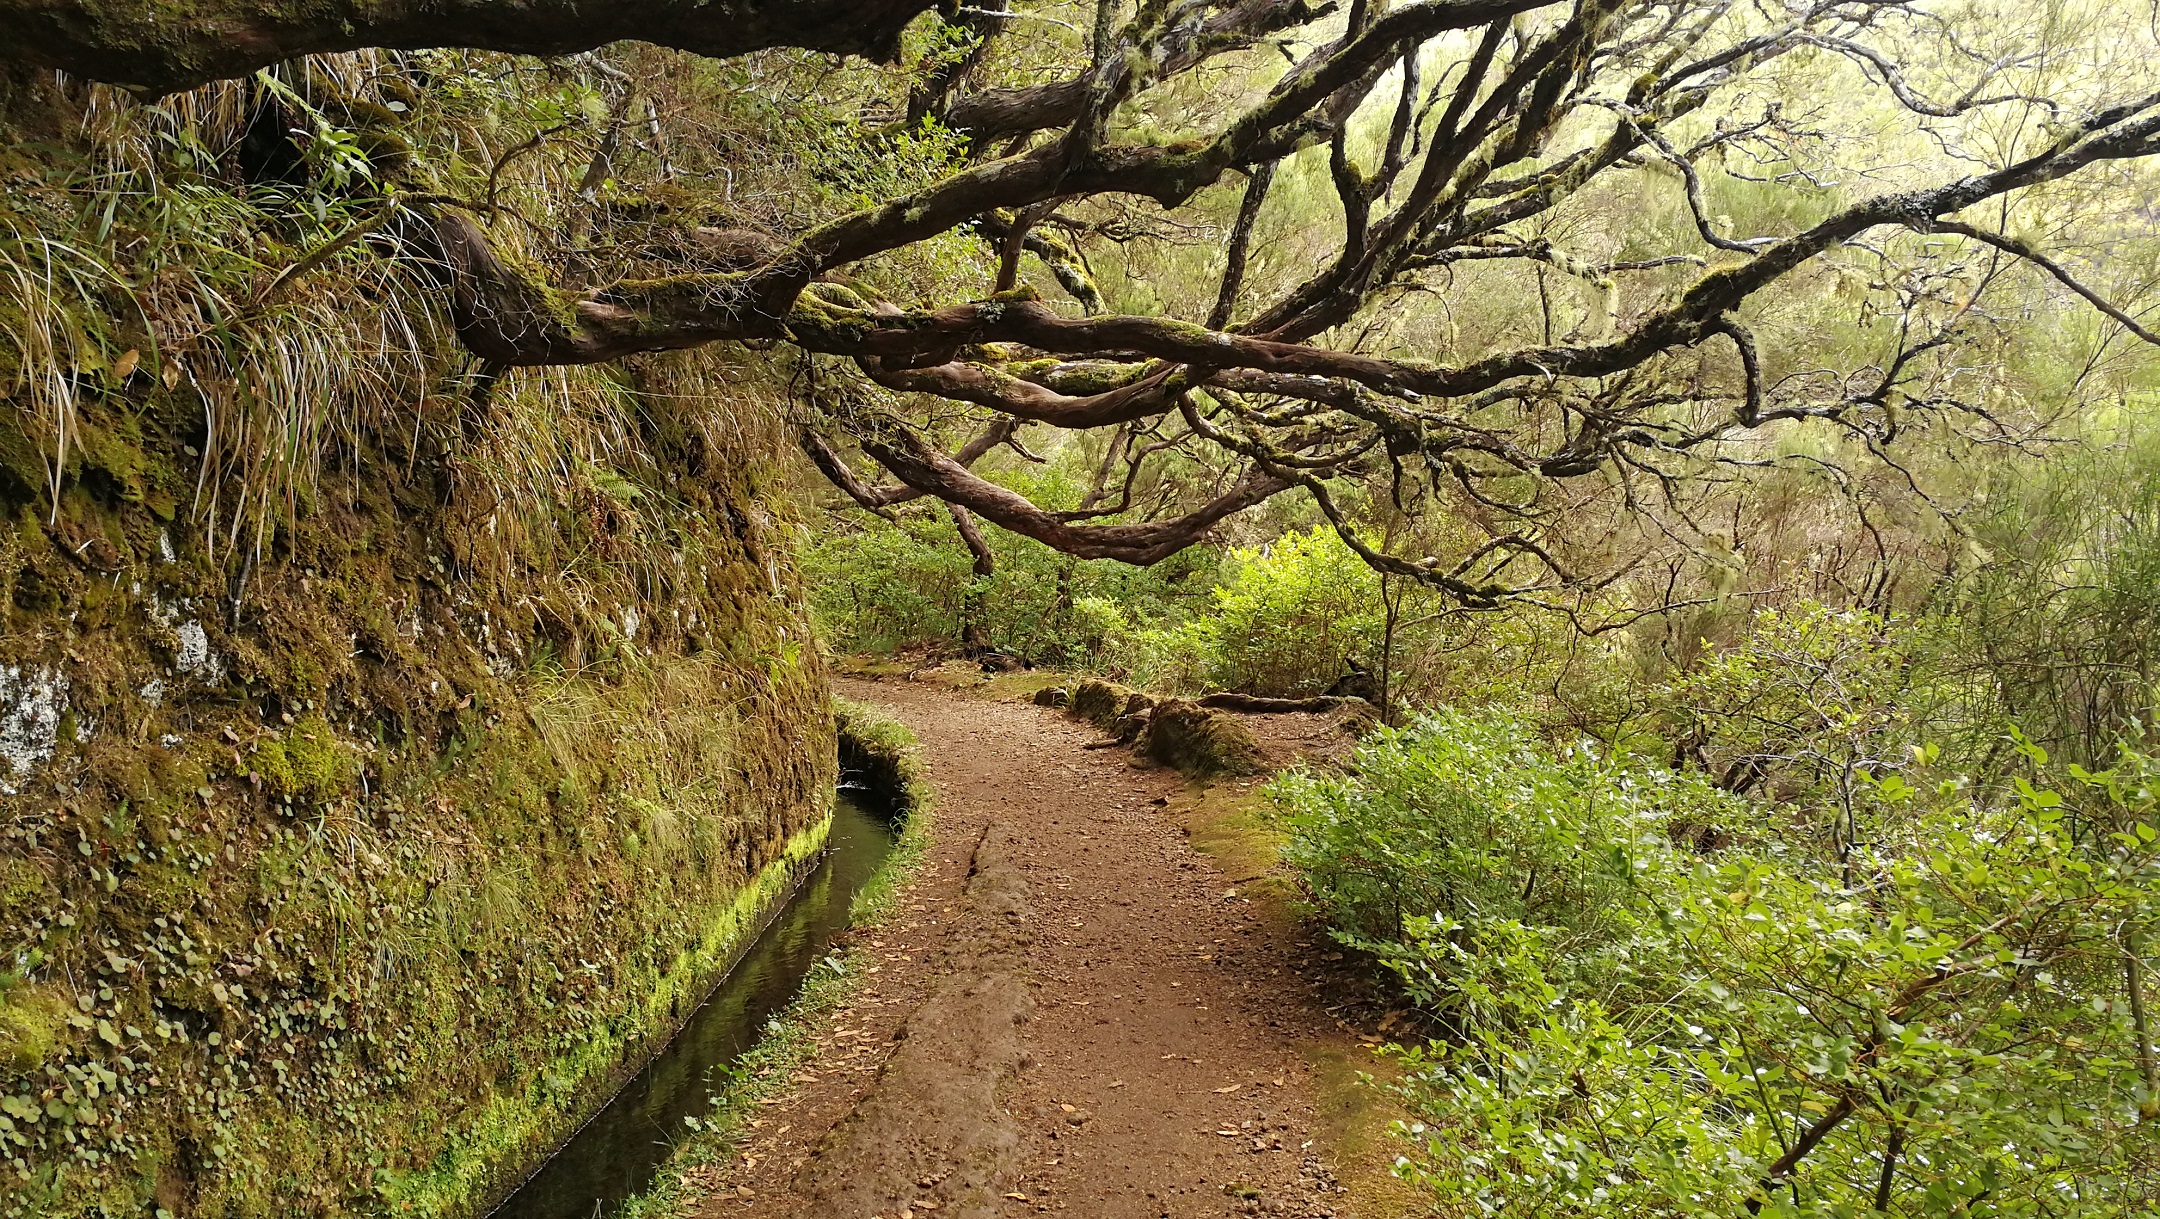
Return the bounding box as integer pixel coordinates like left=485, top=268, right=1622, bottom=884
left=1067, top=677, right=1145, bottom=731
left=1135, top=699, right=1263, bottom=778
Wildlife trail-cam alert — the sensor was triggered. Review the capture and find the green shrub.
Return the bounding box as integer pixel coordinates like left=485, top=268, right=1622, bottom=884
left=1278, top=712, right=2160, bottom=1217
left=1192, top=526, right=1382, bottom=697
left=1951, top=421, right=2160, bottom=768
left=1664, top=603, right=1955, bottom=793
left=801, top=504, right=1213, bottom=663
left=1271, top=709, right=1734, bottom=1007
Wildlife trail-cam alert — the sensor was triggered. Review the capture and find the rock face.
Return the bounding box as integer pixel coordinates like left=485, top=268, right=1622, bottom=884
left=0, top=663, right=67, bottom=795
left=0, top=294, right=831, bottom=1218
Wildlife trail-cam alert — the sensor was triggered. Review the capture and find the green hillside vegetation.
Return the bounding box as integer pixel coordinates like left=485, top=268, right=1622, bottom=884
left=2, top=0, right=2159, bottom=1214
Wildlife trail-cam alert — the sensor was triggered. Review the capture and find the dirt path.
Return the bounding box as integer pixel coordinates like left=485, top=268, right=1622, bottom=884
left=688, top=677, right=1375, bottom=1219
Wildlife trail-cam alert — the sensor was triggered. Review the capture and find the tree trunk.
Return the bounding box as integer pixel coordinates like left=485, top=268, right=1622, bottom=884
left=950, top=504, right=996, bottom=653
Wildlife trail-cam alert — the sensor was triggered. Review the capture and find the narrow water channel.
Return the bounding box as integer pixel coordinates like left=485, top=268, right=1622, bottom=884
left=487, top=788, right=897, bottom=1219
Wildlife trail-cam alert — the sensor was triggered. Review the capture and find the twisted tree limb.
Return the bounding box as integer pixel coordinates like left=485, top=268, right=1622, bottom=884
left=1, top=0, right=939, bottom=97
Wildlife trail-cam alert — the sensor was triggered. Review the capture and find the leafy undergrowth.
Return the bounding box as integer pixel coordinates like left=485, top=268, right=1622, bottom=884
left=1273, top=710, right=2160, bottom=1216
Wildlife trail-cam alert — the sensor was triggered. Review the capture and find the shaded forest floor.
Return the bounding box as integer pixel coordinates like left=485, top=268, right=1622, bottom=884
left=678, top=674, right=1413, bottom=1218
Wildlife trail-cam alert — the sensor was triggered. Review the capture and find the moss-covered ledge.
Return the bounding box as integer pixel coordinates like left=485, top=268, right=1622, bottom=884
left=383, top=800, right=837, bottom=1215
left=0, top=368, right=836, bottom=1218
left=834, top=697, right=932, bottom=822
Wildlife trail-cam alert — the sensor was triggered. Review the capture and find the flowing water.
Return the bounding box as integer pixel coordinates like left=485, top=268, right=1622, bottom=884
left=486, top=788, right=898, bottom=1219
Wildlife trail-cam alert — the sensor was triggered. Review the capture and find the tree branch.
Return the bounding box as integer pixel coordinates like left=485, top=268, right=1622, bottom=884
left=5, top=0, right=939, bottom=97
left=856, top=419, right=1293, bottom=564
left=1930, top=220, right=2160, bottom=346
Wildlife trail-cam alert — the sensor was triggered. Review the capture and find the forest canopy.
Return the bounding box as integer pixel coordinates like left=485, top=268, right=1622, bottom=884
left=13, top=0, right=2160, bottom=620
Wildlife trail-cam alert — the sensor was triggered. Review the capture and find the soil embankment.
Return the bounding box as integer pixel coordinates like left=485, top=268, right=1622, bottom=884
left=688, top=677, right=1384, bottom=1218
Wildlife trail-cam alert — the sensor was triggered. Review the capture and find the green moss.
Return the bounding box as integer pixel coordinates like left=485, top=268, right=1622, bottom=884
left=1040, top=360, right=1147, bottom=395
left=373, top=808, right=837, bottom=1216
left=0, top=858, right=45, bottom=920
left=491, top=245, right=583, bottom=330
left=128, top=859, right=203, bottom=916
left=1136, top=699, right=1262, bottom=778
left=70, top=404, right=183, bottom=520
left=0, top=981, right=66, bottom=1074
left=1068, top=677, right=1148, bottom=732
left=784, top=290, right=880, bottom=343
left=250, top=715, right=356, bottom=802
left=804, top=280, right=870, bottom=312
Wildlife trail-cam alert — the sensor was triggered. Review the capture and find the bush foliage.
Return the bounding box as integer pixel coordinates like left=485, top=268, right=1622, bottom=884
left=1272, top=713, right=2160, bottom=1216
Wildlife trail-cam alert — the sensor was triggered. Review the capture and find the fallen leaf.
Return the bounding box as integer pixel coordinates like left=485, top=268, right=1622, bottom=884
left=1213, top=1084, right=1242, bottom=1093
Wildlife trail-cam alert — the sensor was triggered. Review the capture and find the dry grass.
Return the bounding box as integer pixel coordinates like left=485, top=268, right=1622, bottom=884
left=0, top=225, right=122, bottom=517
left=5, top=53, right=783, bottom=571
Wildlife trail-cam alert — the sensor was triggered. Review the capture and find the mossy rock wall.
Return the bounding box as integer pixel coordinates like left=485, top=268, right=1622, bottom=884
left=0, top=362, right=832, bottom=1216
